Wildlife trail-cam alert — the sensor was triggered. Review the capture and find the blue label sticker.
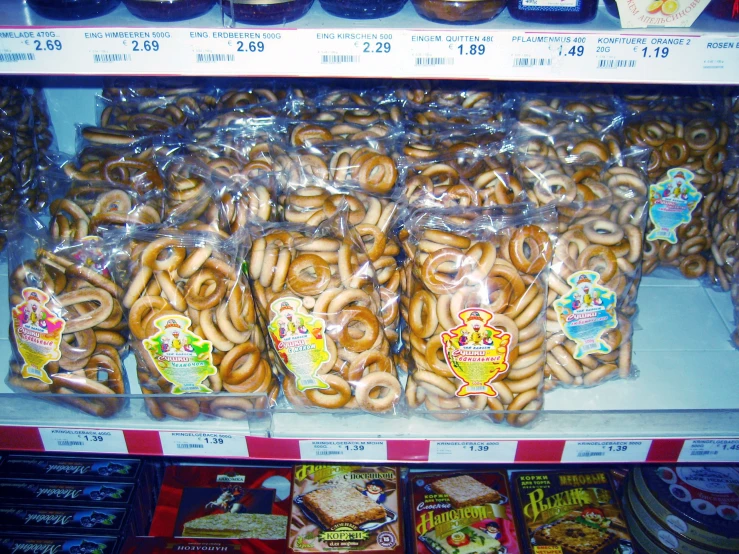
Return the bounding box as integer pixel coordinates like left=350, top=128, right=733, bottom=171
left=553, top=270, right=618, bottom=358
left=647, top=168, right=702, bottom=244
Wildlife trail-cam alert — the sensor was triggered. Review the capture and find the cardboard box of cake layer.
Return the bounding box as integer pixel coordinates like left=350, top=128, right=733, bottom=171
left=0, top=535, right=122, bottom=554
left=288, top=465, right=404, bottom=553
left=149, top=465, right=292, bottom=554
left=409, top=470, right=522, bottom=554
left=511, top=470, right=633, bottom=554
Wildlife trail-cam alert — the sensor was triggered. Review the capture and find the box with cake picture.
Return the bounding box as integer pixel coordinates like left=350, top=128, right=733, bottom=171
left=511, top=470, right=634, bottom=554
left=149, top=465, right=292, bottom=554
left=410, top=470, right=522, bottom=554
left=287, top=465, right=404, bottom=553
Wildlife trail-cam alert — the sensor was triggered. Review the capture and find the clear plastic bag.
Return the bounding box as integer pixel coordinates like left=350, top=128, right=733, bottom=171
left=514, top=148, right=650, bottom=388
left=249, top=218, right=403, bottom=415
left=7, top=211, right=127, bottom=417
left=401, top=206, right=555, bottom=426
left=624, top=112, right=728, bottom=278
left=707, top=160, right=738, bottom=291
left=114, top=228, right=277, bottom=420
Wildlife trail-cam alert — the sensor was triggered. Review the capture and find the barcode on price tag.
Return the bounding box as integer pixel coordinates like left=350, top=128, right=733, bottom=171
left=429, top=441, right=518, bottom=463
left=299, top=440, right=387, bottom=461
left=561, top=440, right=652, bottom=463
left=39, top=428, right=128, bottom=454
left=679, top=439, right=739, bottom=462
left=159, top=432, right=249, bottom=457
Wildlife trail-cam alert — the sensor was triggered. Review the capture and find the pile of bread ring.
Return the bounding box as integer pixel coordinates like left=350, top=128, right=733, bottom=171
left=6, top=81, right=739, bottom=423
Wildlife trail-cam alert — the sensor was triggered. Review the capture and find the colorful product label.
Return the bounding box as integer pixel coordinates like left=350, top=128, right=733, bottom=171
left=143, top=315, right=217, bottom=394
left=11, top=287, right=65, bottom=384
left=268, top=298, right=330, bottom=392
left=647, top=168, right=702, bottom=243
left=613, top=0, right=711, bottom=28
left=441, top=308, right=511, bottom=397
left=553, top=271, right=618, bottom=358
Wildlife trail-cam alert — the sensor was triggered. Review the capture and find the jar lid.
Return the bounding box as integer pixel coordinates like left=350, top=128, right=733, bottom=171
left=632, top=466, right=739, bottom=548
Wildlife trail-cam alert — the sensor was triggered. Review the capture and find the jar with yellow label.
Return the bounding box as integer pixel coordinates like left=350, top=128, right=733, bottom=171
left=26, top=0, right=121, bottom=19
left=507, top=0, right=597, bottom=23
left=222, top=0, right=314, bottom=24
left=319, top=0, right=406, bottom=19
left=123, top=0, right=215, bottom=20
left=410, top=0, right=506, bottom=23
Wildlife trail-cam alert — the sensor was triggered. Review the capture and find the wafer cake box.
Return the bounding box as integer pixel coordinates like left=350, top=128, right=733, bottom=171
left=149, top=465, right=291, bottom=554
left=511, top=470, right=633, bottom=554
left=287, top=465, right=404, bottom=553
left=410, top=470, right=521, bottom=554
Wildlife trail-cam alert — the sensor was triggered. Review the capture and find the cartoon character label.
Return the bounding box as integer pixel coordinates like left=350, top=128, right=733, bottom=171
left=72, top=236, right=112, bottom=278
left=553, top=271, right=617, bottom=359
left=11, top=287, right=65, bottom=383
left=267, top=298, right=330, bottom=392
left=143, top=315, right=217, bottom=394
left=647, top=168, right=702, bottom=244
left=440, top=308, right=511, bottom=397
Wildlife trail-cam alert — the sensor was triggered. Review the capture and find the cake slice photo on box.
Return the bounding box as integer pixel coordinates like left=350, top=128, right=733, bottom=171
left=511, top=470, right=633, bottom=554
left=149, top=465, right=291, bottom=554
left=411, top=470, right=521, bottom=554
left=288, top=464, right=404, bottom=553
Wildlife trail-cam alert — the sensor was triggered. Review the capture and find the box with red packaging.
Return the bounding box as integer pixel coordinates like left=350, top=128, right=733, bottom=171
left=149, top=465, right=291, bottom=554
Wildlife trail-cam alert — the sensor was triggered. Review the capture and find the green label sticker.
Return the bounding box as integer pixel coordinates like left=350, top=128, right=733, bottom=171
left=143, top=315, right=217, bottom=394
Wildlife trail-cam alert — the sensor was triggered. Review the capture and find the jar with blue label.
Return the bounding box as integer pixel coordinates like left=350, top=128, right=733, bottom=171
left=123, top=0, right=215, bottom=21
left=507, top=0, right=597, bottom=23
left=603, top=0, right=619, bottom=18
left=319, top=0, right=407, bottom=19
left=222, top=0, right=314, bottom=24
left=26, top=0, right=121, bottom=19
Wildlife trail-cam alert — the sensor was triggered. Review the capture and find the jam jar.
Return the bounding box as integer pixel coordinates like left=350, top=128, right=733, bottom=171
left=26, top=0, right=121, bottom=19
left=507, top=0, right=597, bottom=23
left=123, top=0, right=215, bottom=20
left=221, top=0, right=314, bottom=24
left=706, top=0, right=739, bottom=20
left=410, top=0, right=506, bottom=23
left=319, top=0, right=406, bottom=19
left=603, top=0, right=619, bottom=17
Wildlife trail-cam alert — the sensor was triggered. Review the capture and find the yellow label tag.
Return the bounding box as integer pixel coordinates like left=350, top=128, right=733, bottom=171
left=441, top=308, right=511, bottom=397
left=11, top=288, right=65, bottom=384
left=267, top=297, right=330, bottom=392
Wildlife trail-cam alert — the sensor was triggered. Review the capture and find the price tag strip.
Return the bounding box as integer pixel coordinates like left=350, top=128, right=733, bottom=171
left=561, top=440, right=652, bottom=463
left=299, top=440, right=387, bottom=461
left=0, top=26, right=737, bottom=82
left=429, top=440, right=518, bottom=463
left=159, top=432, right=249, bottom=457
left=39, top=427, right=128, bottom=454
left=679, top=439, right=739, bottom=463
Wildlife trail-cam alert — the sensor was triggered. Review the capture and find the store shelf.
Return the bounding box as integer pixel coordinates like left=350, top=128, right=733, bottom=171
left=0, top=260, right=737, bottom=464
left=1, top=1, right=738, bottom=83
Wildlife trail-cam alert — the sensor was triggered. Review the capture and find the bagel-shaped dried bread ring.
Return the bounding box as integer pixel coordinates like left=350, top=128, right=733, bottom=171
left=59, top=289, right=114, bottom=333
left=305, top=375, right=352, bottom=409
left=409, top=291, right=439, bottom=339
left=287, top=254, right=332, bottom=296
left=577, top=245, right=618, bottom=284
left=346, top=350, right=393, bottom=383
left=335, top=306, right=381, bottom=353
left=509, top=225, right=552, bottom=274
left=141, top=238, right=187, bottom=272
left=185, top=269, right=227, bottom=310
left=129, top=295, right=171, bottom=340
left=355, top=372, right=401, bottom=413
left=421, top=248, right=467, bottom=295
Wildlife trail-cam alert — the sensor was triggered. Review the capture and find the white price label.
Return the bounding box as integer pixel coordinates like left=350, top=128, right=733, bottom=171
left=159, top=432, right=249, bottom=457
left=39, top=428, right=128, bottom=454
left=185, top=28, right=287, bottom=72
left=299, top=440, right=387, bottom=461
left=679, top=439, right=739, bottom=463
left=300, top=30, right=397, bottom=77
left=510, top=34, right=589, bottom=73
left=406, top=31, right=494, bottom=77
left=429, top=441, right=518, bottom=463
left=561, top=440, right=652, bottom=463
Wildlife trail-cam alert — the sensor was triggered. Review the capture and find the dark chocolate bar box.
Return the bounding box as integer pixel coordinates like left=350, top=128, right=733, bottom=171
left=0, top=478, right=136, bottom=505
left=0, top=535, right=121, bottom=554
left=511, top=470, right=633, bottom=554
left=0, top=505, right=130, bottom=536
left=0, top=455, right=143, bottom=482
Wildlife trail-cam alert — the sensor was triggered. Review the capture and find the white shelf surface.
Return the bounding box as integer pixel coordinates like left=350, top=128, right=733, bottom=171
left=1, top=0, right=738, bottom=83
